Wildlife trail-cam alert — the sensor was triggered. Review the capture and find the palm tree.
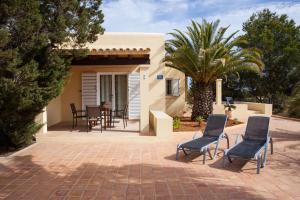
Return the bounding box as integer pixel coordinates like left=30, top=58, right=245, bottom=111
left=164, top=20, right=264, bottom=119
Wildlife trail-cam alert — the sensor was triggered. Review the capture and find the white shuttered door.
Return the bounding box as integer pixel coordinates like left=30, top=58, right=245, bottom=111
left=128, top=72, right=140, bottom=119
left=81, top=73, right=97, bottom=109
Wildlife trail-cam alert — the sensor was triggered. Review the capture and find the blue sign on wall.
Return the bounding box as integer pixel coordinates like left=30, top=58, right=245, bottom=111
left=157, top=74, right=164, bottom=80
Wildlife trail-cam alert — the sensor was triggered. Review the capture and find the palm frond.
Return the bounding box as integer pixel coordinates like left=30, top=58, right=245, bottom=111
left=164, top=19, right=264, bottom=84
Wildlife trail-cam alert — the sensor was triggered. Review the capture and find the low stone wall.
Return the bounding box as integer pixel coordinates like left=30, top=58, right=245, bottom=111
left=149, top=110, right=172, bottom=137
left=246, top=102, right=273, bottom=115
left=213, top=101, right=273, bottom=122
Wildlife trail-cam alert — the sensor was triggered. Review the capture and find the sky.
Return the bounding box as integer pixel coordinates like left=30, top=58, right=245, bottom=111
left=102, top=0, right=300, bottom=35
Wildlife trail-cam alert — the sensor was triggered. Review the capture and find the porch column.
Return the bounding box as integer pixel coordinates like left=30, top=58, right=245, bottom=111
left=139, top=67, right=149, bottom=135
left=216, top=79, right=222, bottom=105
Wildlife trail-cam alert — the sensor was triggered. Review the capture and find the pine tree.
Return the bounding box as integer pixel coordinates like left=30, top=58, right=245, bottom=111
left=0, top=0, right=104, bottom=148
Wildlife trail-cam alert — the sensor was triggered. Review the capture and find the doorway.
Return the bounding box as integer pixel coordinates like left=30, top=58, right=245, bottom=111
left=99, top=73, right=128, bottom=112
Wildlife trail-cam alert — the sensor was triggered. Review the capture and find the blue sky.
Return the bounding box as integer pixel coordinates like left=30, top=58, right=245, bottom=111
left=102, top=0, right=300, bottom=35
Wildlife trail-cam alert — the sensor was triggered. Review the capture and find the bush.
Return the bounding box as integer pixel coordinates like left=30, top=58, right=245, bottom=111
left=224, top=104, right=236, bottom=111
left=173, top=117, right=181, bottom=129
left=232, top=118, right=239, bottom=125
left=195, top=116, right=204, bottom=124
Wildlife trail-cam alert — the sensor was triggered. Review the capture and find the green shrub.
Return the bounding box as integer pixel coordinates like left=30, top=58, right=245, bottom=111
left=173, top=117, right=181, bottom=129
left=224, top=104, right=236, bottom=111
left=195, top=116, right=204, bottom=123
left=232, top=118, right=239, bottom=125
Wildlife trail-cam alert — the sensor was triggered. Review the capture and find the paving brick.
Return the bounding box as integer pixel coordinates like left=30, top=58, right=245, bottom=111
left=0, top=118, right=299, bottom=199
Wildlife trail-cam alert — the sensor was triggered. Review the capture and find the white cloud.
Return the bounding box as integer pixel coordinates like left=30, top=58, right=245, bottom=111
left=102, top=0, right=300, bottom=35
left=102, top=0, right=189, bottom=34
left=205, top=2, right=300, bottom=35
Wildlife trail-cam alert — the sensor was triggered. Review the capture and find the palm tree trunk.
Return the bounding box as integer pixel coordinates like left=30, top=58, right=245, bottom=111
left=191, top=82, right=213, bottom=120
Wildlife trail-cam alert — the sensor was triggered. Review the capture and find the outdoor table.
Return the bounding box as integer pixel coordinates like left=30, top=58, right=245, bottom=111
left=101, top=102, right=112, bottom=130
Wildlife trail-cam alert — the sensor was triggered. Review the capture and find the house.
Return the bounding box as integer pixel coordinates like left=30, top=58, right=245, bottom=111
left=45, top=33, right=186, bottom=134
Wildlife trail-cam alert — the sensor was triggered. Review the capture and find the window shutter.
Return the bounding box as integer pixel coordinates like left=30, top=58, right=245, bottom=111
left=81, top=73, right=97, bottom=110
left=128, top=72, right=140, bottom=119
left=172, top=79, right=180, bottom=96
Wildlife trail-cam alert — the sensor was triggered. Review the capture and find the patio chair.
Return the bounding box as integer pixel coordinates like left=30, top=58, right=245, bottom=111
left=112, top=104, right=128, bottom=128
left=70, top=103, right=86, bottom=128
left=176, top=114, right=229, bottom=164
left=223, top=116, right=272, bottom=174
left=86, top=106, right=103, bottom=133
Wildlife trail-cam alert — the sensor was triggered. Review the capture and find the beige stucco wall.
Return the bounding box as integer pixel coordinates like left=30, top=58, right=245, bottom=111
left=47, top=96, right=62, bottom=127
left=46, top=33, right=186, bottom=134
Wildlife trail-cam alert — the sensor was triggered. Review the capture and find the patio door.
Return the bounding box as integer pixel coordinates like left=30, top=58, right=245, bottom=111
left=100, top=75, right=113, bottom=104
left=99, top=74, right=128, bottom=112
left=115, top=75, right=128, bottom=115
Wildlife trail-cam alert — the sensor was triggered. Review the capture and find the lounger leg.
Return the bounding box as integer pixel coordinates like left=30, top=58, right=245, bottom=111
left=207, top=148, right=213, bottom=160
left=203, top=148, right=207, bottom=164
left=176, top=146, right=180, bottom=160
left=75, top=117, right=78, bottom=127
left=257, top=154, right=262, bottom=174
left=227, top=155, right=233, bottom=163
left=262, top=145, right=268, bottom=168
left=72, top=117, right=75, bottom=128
left=270, top=137, right=274, bottom=155
left=213, top=141, right=220, bottom=159
left=222, top=155, right=227, bottom=167
left=225, top=133, right=230, bottom=149
left=182, top=149, right=188, bottom=156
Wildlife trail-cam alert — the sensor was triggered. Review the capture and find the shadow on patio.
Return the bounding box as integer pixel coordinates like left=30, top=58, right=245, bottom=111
left=48, top=119, right=140, bottom=136
left=0, top=155, right=269, bottom=200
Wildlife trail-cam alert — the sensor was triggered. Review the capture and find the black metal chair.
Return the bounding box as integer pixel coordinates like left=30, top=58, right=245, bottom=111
left=176, top=114, right=229, bottom=164
left=70, top=103, right=86, bottom=128
left=112, top=104, right=128, bottom=128
left=86, top=106, right=102, bottom=133
left=223, top=116, right=273, bottom=174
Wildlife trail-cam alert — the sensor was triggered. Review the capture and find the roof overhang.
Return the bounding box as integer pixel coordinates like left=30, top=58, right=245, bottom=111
left=71, top=48, right=151, bottom=65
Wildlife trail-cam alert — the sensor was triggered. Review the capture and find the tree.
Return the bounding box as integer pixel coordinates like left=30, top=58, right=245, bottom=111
left=240, top=9, right=300, bottom=111
left=287, top=82, right=300, bottom=118
left=0, top=0, right=104, bottom=148
left=164, top=20, right=263, bottom=119
left=223, top=70, right=268, bottom=102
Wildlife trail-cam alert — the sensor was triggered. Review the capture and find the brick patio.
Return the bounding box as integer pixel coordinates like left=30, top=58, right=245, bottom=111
left=0, top=117, right=299, bottom=200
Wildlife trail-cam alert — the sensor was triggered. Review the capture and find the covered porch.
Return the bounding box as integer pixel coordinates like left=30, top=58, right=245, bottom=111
left=46, top=47, right=151, bottom=134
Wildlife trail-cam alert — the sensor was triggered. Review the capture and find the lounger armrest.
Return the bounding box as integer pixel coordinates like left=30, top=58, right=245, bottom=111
left=192, top=131, right=203, bottom=139
left=254, top=141, right=269, bottom=159
left=254, top=136, right=271, bottom=157
left=219, top=132, right=227, bottom=139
